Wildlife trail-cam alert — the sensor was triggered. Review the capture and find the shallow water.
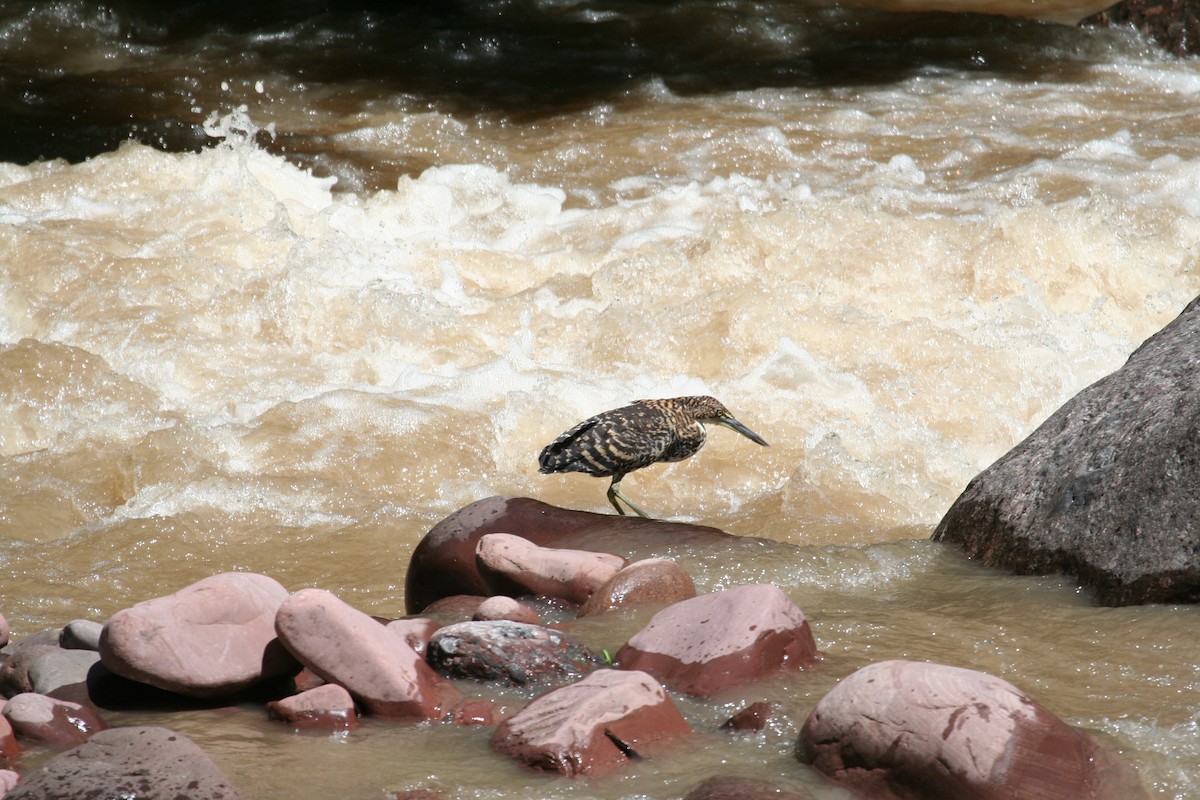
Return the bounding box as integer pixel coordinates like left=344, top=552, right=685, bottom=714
left=1, top=1, right=1199, bottom=798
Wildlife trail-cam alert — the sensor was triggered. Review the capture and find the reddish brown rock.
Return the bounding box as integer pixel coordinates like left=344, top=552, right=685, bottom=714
left=0, top=716, right=19, bottom=766
left=472, top=596, right=540, bottom=624
left=797, top=660, right=1147, bottom=800
left=684, top=775, right=817, bottom=800
left=448, top=698, right=499, bottom=726
left=426, top=621, right=599, bottom=685
left=4, top=726, right=239, bottom=800
left=491, top=669, right=691, bottom=776
left=1, top=693, right=109, bottom=749
left=405, top=496, right=757, bottom=613
left=99, top=572, right=299, bottom=698
left=721, top=701, right=780, bottom=733
left=385, top=618, right=441, bottom=656
left=275, top=588, right=458, bottom=719
left=615, top=584, right=820, bottom=697
left=267, top=684, right=357, bottom=730
left=578, top=558, right=697, bottom=616
left=475, top=533, right=627, bottom=604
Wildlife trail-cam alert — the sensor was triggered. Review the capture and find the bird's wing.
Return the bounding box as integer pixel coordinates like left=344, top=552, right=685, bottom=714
left=538, top=414, right=607, bottom=473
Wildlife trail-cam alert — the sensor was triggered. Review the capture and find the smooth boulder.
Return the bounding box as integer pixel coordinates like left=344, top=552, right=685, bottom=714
left=578, top=557, right=697, bottom=616
left=4, top=726, right=239, bottom=800
left=797, top=660, right=1145, bottom=800
left=475, top=533, right=627, bottom=604
left=616, top=584, right=820, bottom=697
left=491, top=669, right=691, bottom=776
left=933, top=296, right=1200, bottom=606
left=267, top=684, right=358, bottom=730
left=1, top=693, right=108, bottom=749
left=99, top=572, right=299, bottom=697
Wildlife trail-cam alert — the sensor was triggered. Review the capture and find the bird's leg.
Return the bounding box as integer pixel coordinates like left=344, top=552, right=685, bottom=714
left=608, top=477, right=650, bottom=519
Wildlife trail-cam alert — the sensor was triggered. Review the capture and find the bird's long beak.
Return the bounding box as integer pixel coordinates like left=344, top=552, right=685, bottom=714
left=718, top=417, right=769, bottom=447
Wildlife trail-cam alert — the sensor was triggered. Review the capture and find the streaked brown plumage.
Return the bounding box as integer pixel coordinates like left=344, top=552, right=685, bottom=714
left=538, top=396, right=769, bottom=518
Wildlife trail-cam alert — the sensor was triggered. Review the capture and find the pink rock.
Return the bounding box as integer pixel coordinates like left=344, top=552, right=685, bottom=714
left=472, top=596, right=540, bottom=624
left=0, top=612, right=8, bottom=649
left=449, top=698, right=499, bottom=726
left=798, top=660, right=1147, bottom=800
left=99, top=572, right=299, bottom=697
left=1, top=693, right=108, bottom=749
left=0, top=716, right=19, bottom=766
left=406, top=496, right=749, bottom=613
left=476, top=533, right=627, bottom=604
left=578, top=558, right=696, bottom=616
left=491, top=669, right=691, bottom=776
left=275, top=588, right=459, bottom=719
left=267, top=684, right=357, bottom=730
left=0, top=769, right=18, bottom=796
left=418, top=595, right=487, bottom=623
left=385, top=618, right=442, bottom=656
left=615, top=584, right=820, bottom=698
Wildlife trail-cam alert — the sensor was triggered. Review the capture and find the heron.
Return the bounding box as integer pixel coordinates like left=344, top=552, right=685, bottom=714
left=537, top=396, right=769, bottom=518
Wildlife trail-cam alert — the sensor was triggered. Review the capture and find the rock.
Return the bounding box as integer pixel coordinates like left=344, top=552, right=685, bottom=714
left=683, top=775, right=817, bottom=800
left=797, top=660, right=1147, bottom=800
left=721, top=701, right=780, bottom=733
left=405, top=496, right=755, bottom=613
left=418, top=595, right=488, bottom=623
left=99, top=572, right=300, bottom=697
left=0, top=613, right=8, bottom=650
left=1080, top=0, right=1200, bottom=56
left=385, top=618, right=442, bottom=656
left=0, top=769, right=17, bottom=796
left=1, top=693, right=108, bottom=749
left=448, top=698, right=499, bottom=726
left=615, top=584, right=820, bottom=697
left=4, top=726, right=239, bottom=800
left=933, top=296, right=1200, bottom=606
left=275, top=588, right=458, bottom=719
left=0, top=716, right=19, bottom=766
left=475, top=533, right=627, bottom=604
left=491, top=669, right=691, bottom=776
left=267, top=684, right=357, bottom=730
left=426, top=620, right=600, bottom=685
left=473, top=596, right=540, bottom=624
left=59, top=620, right=103, bottom=651
left=578, top=558, right=697, bottom=616
left=27, top=649, right=100, bottom=695
left=0, top=636, right=62, bottom=697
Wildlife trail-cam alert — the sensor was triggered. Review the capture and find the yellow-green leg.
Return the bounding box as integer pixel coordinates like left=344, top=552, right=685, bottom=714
left=608, top=477, right=650, bottom=519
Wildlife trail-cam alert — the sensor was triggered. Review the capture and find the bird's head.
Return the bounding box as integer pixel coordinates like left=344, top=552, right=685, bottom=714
left=680, top=396, right=769, bottom=447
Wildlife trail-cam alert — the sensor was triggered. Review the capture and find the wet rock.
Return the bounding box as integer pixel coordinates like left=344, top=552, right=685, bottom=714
left=491, top=668, right=691, bottom=776
left=448, top=698, right=499, bottom=726
left=683, top=775, right=817, bottom=800
left=418, top=595, right=488, bottom=623
left=275, top=588, right=458, bottom=719
left=472, top=596, right=540, bottom=624
left=721, top=701, right=780, bottom=733
left=578, top=557, right=697, bottom=616
left=59, top=620, right=103, bottom=651
left=4, top=726, right=239, bottom=800
left=405, top=496, right=752, bottom=613
left=426, top=620, right=600, bottom=685
left=1080, top=0, right=1200, bottom=56
left=385, top=617, right=442, bottom=656
left=616, top=584, right=820, bottom=697
left=0, top=716, right=19, bottom=765
left=27, top=649, right=100, bottom=696
left=797, top=659, right=1147, bottom=800
left=267, top=684, right=357, bottom=730
left=0, top=769, right=17, bottom=796
left=0, top=613, right=7, bottom=650
left=99, top=572, right=300, bottom=697
left=475, top=532, right=627, bottom=604
left=933, top=296, right=1200, bottom=606
left=1, top=693, right=108, bottom=749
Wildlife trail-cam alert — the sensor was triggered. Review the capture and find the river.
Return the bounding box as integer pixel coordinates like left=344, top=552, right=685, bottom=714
left=1, top=1, right=1198, bottom=798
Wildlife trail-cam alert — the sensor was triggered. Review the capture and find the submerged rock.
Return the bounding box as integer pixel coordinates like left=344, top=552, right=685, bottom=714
left=267, top=684, right=358, bottom=730
left=405, top=496, right=749, bottom=613
left=99, top=572, right=299, bottom=697
left=933, top=296, right=1200, bottom=606
left=616, top=584, right=820, bottom=697
left=4, top=726, right=239, bottom=800
left=683, top=775, right=817, bottom=800
left=475, top=532, right=627, bottom=604
left=797, top=660, right=1146, bottom=800
left=426, top=620, right=600, bottom=685
left=578, top=557, right=697, bottom=617
left=275, top=588, right=459, bottom=720
left=491, top=668, right=691, bottom=776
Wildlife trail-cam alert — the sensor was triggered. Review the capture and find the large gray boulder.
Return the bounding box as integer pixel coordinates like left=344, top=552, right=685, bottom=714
left=933, top=296, right=1200, bottom=606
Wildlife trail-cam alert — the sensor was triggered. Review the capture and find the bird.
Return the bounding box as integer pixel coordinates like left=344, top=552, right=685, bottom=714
left=537, top=395, right=769, bottom=519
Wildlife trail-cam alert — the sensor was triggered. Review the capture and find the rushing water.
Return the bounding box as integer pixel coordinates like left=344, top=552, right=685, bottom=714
left=2, top=1, right=1199, bottom=798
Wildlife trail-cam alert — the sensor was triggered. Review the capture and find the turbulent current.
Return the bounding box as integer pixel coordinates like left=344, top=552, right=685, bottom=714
left=1, top=1, right=1198, bottom=798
